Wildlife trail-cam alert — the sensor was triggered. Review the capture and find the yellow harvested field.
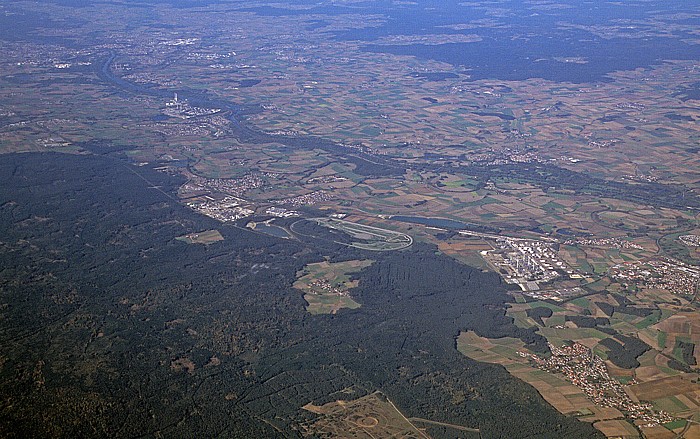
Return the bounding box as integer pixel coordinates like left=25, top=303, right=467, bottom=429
left=685, top=424, right=700, bottom=438
left=593, top=419, right=639, bottom=438
left=637, top=424, right=675, bottom=439
left=635, top=364, right=669, bottom=383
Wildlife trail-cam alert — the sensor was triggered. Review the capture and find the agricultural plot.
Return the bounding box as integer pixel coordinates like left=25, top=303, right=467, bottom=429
left=653, top=312, right=700, bottom=366
left=592, top=420, right=640, bottom=439
left=630, top=376, right=697, bottom=405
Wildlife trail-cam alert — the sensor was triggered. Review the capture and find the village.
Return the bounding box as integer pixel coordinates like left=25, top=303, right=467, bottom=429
left=610, top=259, right=700, bottom=296
left=521, top=343, right=675, bottom=427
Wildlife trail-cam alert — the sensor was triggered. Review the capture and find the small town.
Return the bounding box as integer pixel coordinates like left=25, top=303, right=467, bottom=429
left=680, top=234, right=700, bottom=247
left=521, top=343, right=675, bottom=427
left=182, top=174, right=265, bottom=198
left=610, top=258, right=700, bottom=296
left=564, top=237, right=644, bottom=250
left=307, top=175, right=348, bottom=184
left=272, top=190, right=333, bottom=207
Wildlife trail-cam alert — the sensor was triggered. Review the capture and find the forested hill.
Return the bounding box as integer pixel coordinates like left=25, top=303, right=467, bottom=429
left=0, top=152, right=602, bottom=438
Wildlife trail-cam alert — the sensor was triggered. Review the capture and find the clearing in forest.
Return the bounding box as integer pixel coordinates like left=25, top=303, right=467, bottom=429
left=175, top=229, right=224, bottom=245
left=294, top=259, right=373, bottom=314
